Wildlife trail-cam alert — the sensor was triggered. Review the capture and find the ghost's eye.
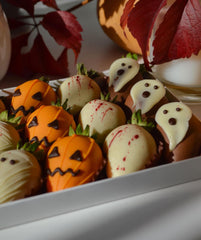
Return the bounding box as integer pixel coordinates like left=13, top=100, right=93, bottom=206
left=163, top=110, right=168, bottom=114
left=153, top=85, right=159, bottom=89
left=121, top=63, right=125, bottom=67
left=0, top=157, right=6, bottom=162
left=128, top=65, right=132, bottom=69
left=10, top=160, right=17, bottom=165
left=32, top=92, right=42, bottom=101
left=48, top=119, right=59, bottom=130
left=176, top=107, right=182, bottom=112
left=144, top=83, right=149, bottom=87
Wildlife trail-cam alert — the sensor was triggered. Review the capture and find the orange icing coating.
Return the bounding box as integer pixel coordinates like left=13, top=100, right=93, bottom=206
left=11, top=79, right=57, bottom=121
left=46, top=134, right=104, bottom=192
left=25, top=105, right=76, bottom=152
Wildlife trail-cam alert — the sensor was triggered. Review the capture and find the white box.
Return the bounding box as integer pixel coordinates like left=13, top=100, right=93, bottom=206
left=0, top=79, right=201, bottom=230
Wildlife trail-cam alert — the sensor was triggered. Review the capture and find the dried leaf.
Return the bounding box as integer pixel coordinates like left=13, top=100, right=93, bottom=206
left=41, top=11, right=83, bottom=60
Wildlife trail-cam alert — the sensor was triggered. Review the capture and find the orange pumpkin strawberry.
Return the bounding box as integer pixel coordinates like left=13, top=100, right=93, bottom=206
left=11, top=78, right=57, bottom=122
left=25, top=105, right=76, bottom=152
left=46, top=134, right=104, bottom=191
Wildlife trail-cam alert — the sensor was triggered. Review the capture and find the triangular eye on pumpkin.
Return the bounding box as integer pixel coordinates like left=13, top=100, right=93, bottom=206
left=46, top=134, right=105, bottom=192
left=25, top=105, right=76, bottom=153
left=11, top=79, right=57, bottom=122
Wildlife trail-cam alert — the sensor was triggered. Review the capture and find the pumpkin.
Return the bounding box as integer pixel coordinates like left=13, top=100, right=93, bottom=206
left=0, top=149, right=41, bottom=203
left=11, top=79, right=57, bottom=122
left=97, top=0, right=141, bottom=54
left=46, top=134, right=104, bottom=191
left=25, top=105, right=76, bottom=152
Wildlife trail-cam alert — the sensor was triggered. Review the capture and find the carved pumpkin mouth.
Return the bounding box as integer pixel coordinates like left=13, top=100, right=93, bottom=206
left=30, top=136, right=55, bottom=148
left=47, top=167, right=80, bottom=177
left=11, top=105, right=35, bottom=116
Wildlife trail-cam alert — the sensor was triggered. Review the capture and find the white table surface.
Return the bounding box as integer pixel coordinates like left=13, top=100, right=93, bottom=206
left=0, top=1, right=201, bottom=239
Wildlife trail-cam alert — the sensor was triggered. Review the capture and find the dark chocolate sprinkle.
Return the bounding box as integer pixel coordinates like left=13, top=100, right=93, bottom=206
left=163, top=110, right=168, bottom=114
left=121, top=63, right=125, bottom=66
left=32, top=92, right=42, bottom=101
left=154, top=85, right=159, bottom=89
left=145, top=83, right=149, bottom=87
left=13, top=89, right=21, bottom=97
left=48, top=119, right=59, bottom=130
left=176, top=107, right=181, bottom=111
left=168, top=118, right=177, bottom=125
left=47, top=168, right=80, bottom=177
left=117, top=69, right=125, bottom=76
left=0, top=157, right=6, bottom=162
left=128, top=65, right=132, bottom=69
left=48, top=147, right=60, bottom=158
left=10, top=160, right=16, bottom=165
left=142, top=91, right=150, bottom=98
left=28, top=116, right=38, bottom=128
left=70, top=150, right=83, bottom=161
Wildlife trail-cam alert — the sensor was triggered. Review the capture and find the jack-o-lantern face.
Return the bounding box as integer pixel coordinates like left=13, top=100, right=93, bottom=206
left=11, top=79, right=57, bottom=121
left=25, top=105, right=76, bottom=152
left=46, top=134, right=104, bottom=192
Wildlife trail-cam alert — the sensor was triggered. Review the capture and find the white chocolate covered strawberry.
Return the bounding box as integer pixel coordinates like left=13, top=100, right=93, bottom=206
left=125, top=79, right=167, bottom=115
left=0, top=149, right=41, bottom=203
left=58, top=74, right=101, bottom=116
left=155, top=102, right=201, bottom=162
left=103, top=124, right=157, bottom=178
left=79, top=99, right=126, bottom=144
left=109, top=56, right=140, bottom=92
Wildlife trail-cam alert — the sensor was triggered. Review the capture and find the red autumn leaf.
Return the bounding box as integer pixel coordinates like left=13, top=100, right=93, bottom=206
left=24, top=34, right=69, bottom=77
left=8, top=33, right=31, bottom=76
left=41, top=11, right=83, bottom=60
left=126, top=0, right=167, bottom=70
left=120, top=0, right=136, bottom=29
left=5, top=0, right=38, bottom=16
left=40, top=0, right=59, bottom=10
left=152, top=0, right=201, bottom=65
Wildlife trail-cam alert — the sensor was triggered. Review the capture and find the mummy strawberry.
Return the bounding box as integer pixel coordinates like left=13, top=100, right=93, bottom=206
left=57, top=64, right=101, bottom=116
left=125, top=79, right=167, bottom=116
left=46, top=125, right=105, bottom=191
left=155, top=102, right=201, bottom=162
left=0, top=143, right=42, bottom=204
left=78, top=99, right=126, bottom=144
left=103, top=123, right=158, bottom=178
left=25, top=104, right=76, bottom=152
